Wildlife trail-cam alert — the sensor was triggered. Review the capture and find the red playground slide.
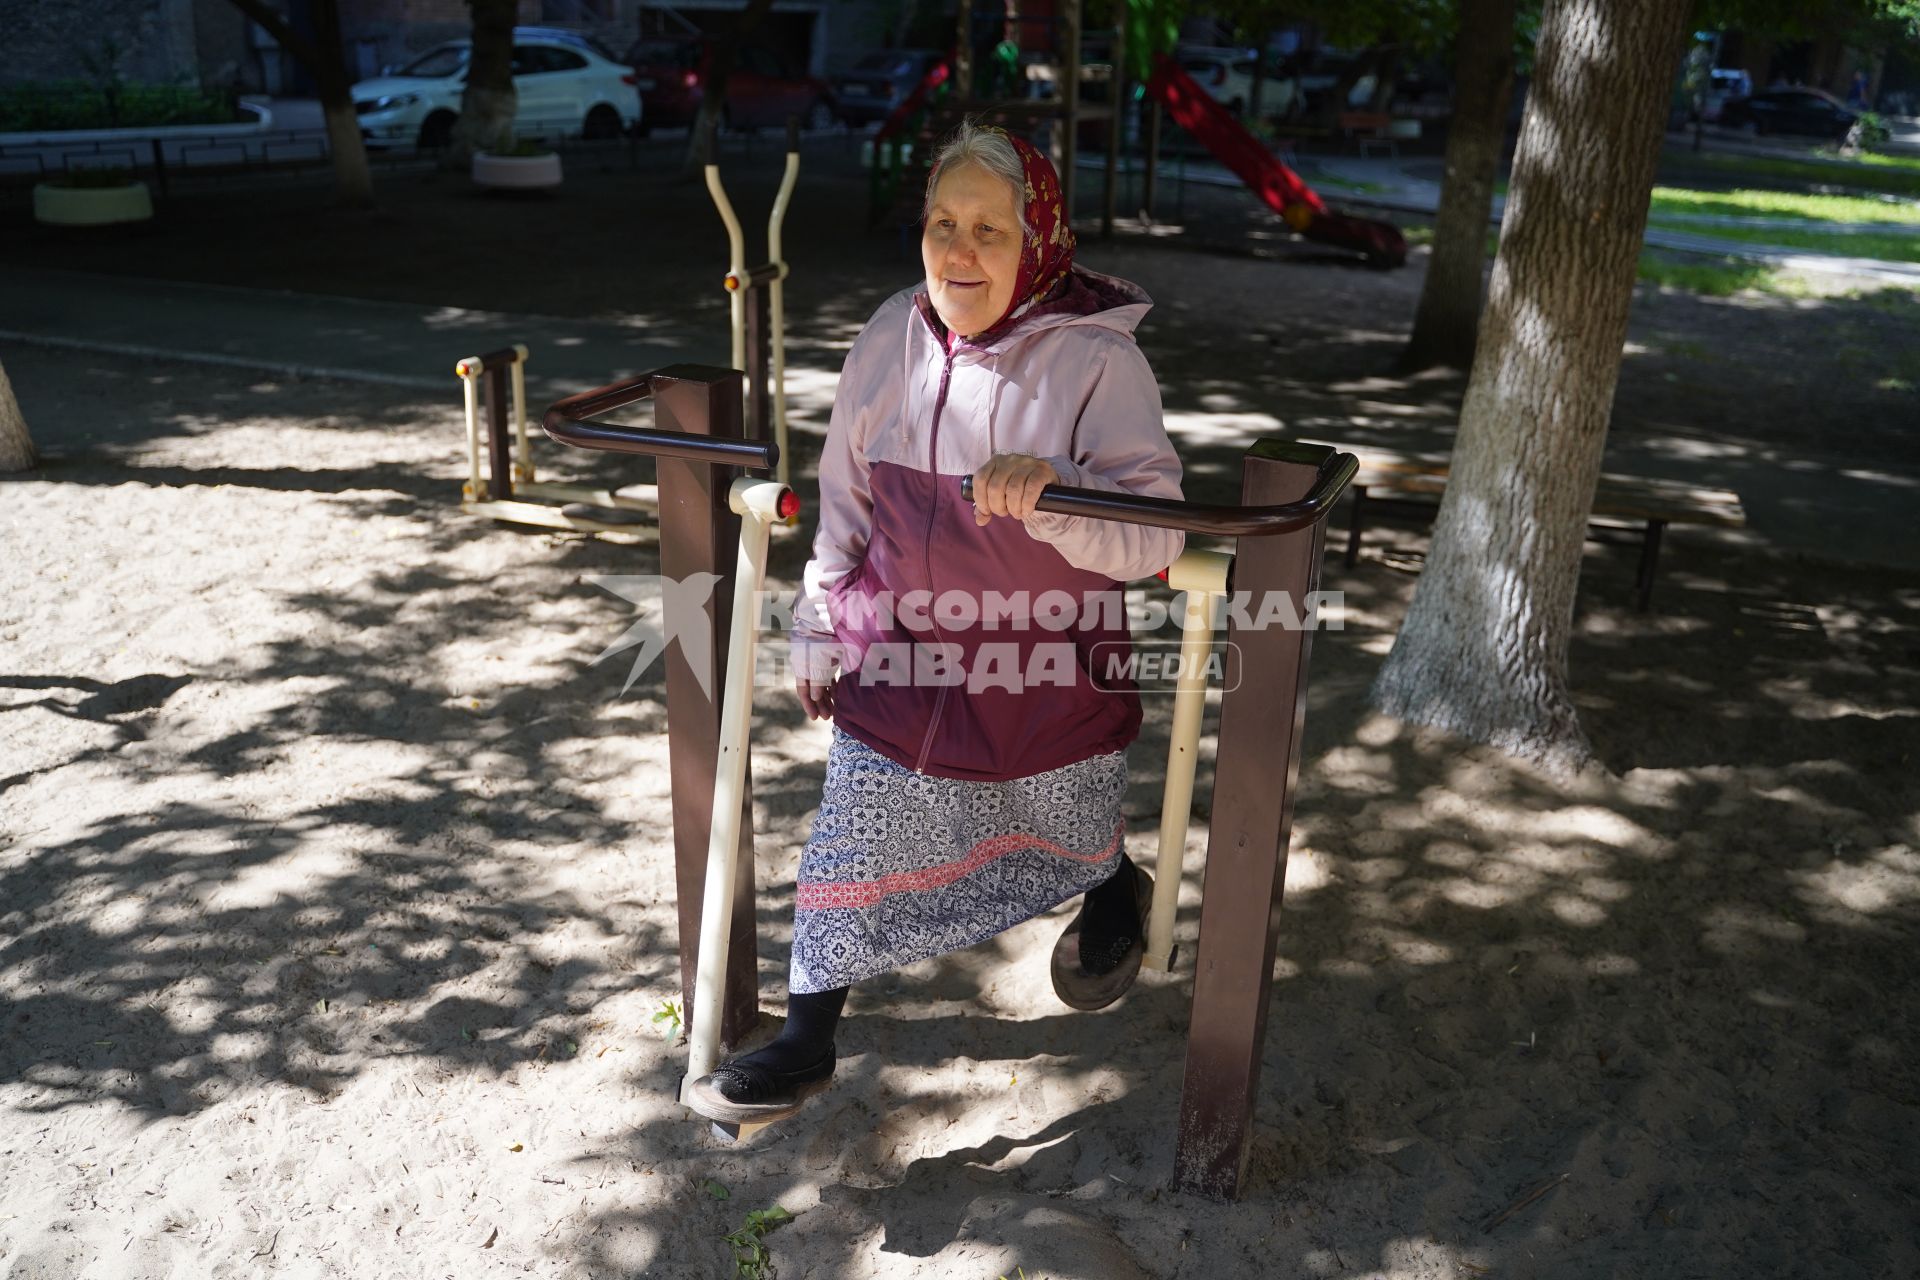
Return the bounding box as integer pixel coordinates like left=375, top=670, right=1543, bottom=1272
left=1144, top=55, right=1407, bottom=268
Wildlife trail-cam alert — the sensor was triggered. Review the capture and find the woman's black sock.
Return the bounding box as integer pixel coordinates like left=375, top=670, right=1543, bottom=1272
left=1079, top=853, right=1143, bottom=975
left=727, top=985, right=848, bottom=1075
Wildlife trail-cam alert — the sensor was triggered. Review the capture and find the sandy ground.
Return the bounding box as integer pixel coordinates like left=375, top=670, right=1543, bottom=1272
left=3, top=139, right=1919, bottom=1278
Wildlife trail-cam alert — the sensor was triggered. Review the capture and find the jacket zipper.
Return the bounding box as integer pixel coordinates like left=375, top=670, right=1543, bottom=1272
left=911, top=347, right=957, bottom=774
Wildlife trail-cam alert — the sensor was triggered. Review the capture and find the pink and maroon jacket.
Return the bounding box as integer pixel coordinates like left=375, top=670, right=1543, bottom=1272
left=793, top=267, right=1185, bottom=782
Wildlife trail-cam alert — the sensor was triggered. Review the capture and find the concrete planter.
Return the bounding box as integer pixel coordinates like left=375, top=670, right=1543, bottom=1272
left=32, top=180, right=154, bottom=226
left=472, top=151, right=562, bottom=190
left=0, top=101, right=272, bottom=149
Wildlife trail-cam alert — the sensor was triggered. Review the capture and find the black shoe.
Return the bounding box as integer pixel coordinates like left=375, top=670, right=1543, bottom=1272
left=683, top=1049, right=836, bottom=1125
left=1050, top=862, right=1153, bottom=1011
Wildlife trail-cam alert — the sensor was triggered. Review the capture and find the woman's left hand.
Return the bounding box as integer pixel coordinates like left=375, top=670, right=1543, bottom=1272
left=970, top=453, right=1060, bottom=526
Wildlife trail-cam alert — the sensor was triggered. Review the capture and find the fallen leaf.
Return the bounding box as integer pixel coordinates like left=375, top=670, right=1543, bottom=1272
left=506, top=1141, right=524, bottom=1152
left=481, top=1226, right=498, bottom=1248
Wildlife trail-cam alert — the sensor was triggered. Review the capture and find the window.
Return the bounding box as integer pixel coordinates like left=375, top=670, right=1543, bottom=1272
left=535, top=46, right=588, bottom=72
left=400, top=45, right=468, bottom=77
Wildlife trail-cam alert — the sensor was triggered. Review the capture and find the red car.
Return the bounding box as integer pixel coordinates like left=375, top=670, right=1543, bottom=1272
left=625, top=37, right=834, bottom=132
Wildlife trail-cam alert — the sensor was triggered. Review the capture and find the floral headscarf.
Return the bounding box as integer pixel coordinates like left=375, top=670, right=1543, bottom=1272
left=930, top=127, right=1078, bottom=341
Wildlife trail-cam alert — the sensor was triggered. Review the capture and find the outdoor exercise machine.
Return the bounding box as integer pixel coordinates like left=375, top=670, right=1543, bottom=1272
left=704, top=117, right=799, bottom=488
left=456, top=345, right=658, bottom=534
left=452, top=122, right=797, bottom=535
left=545, top=359, right=1356, bottom=1198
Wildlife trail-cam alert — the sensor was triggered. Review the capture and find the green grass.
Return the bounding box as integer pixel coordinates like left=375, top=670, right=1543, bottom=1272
left=1648, top=185, right=1920, bottom=226
left=1672, top=150, right=1920, bottom=200
left=1314, top=174, right=1390, bottom=195
left=1647, top=219, right=1920, bottom=263
left=724, top=1205, right=795, bottom=1279
left=1636, top=253, right=1790, bottom=295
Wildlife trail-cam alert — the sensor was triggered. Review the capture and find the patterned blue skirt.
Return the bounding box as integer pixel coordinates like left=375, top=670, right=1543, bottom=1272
left=788, top=728, right=1128, bottom=993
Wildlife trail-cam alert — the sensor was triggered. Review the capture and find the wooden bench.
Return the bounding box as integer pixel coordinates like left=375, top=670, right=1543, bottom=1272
left=1322, top=444, right=1748, bottom=611
left=1336, top=110, right=1397, bottom=157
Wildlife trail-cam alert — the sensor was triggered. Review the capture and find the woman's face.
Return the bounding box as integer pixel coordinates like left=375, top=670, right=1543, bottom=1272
left=922, top=162, right=1023, bottom=339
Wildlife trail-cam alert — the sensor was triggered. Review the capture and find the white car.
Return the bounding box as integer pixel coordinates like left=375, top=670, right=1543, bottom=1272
left=353, top=27, right=641, bottom=150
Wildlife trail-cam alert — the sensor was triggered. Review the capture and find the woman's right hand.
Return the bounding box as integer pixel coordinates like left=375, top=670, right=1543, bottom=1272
left=796, top=674, right=835, bottom=721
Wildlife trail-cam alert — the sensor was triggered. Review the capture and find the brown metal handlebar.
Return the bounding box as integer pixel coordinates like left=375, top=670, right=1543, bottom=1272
left=958, top=449, right=1358, bottom=537
left=542, top=374, right=780, bottom=471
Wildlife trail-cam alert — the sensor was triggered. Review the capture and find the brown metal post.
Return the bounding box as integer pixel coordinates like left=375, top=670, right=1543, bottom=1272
left=651, top=366, right=761, bottom=1051
left=954, top=0, right=973, bottom=100
left=1101, top=12, right=1124, bottom=239
left=1060, top=0, right=1081, bottom=222
left=484, top=363, right=514, bottom=501
left=1173, top=439, right=1336, bottom=1200
left=1142, top=101, right=1161, bottom=220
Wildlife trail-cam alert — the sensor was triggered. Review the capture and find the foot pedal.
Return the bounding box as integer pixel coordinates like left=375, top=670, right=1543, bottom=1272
left=710, top=1119, right=774, bottom=1143
left=560, top=502, right=650, bottom=526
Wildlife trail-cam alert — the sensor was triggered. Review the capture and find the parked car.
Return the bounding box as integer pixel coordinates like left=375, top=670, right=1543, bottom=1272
left=624, top=36, right=834, bottom=132
left=1699, top=67, right=1753, bottom=121
left=831, top=49, right=942, bottom=126
left=1720, top=88, right=1857, bottom=140
left=1266, top=47, right=1387, bottom=118
left=1176, top=46, right=1260, bottom=117
left=353, top=27, right=640, bottom=149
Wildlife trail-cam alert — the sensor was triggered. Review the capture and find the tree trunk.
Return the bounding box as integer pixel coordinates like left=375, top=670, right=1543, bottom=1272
left=891, top=0, right=919, bottom=49
left=224, top=0, right=373, bottom=207
left=682, top=0, right=780, bottom=175
left=1369, top=0, right=1691, bottom=773
left=1399, top=0, right=1518, bottom=372
left=1363, top=47, right=1402, bottom=113
left=1248, top=29, right=1269, bottom=120
left=449, top=0, right=518, bottom=166
left=1309, top=43, right=1384, bottom=127
left=0, top=359, right=33, bottom=473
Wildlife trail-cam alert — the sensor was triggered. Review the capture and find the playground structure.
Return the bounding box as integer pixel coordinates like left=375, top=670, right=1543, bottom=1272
left=866, top=14, right=1406, bottom=267
left=868, top=0, right=1126, bottom=237
left=1144, top=55, right=1408, bottom=267
left=543, top=363, right=1358, bottom=1200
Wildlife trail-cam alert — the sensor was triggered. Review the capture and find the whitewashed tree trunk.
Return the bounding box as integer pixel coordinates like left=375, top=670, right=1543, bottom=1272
left=0, top=359, right=34, bottom=473
left=448, top=0, right=518, bottom=166
left=224, top=0, right=374, bottom=208
left=1370, top=0, right=1691, bottom=773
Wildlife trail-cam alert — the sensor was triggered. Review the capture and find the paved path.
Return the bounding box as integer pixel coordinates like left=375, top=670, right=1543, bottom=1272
left=0, top=265, right=708, bottom=396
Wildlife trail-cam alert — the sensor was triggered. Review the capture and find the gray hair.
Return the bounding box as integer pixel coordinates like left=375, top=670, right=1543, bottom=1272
left=922, top=120, right=1031, bottom=237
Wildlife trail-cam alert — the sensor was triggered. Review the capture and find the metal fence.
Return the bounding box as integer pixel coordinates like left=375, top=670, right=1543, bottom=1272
left=0, top=115, right=663, bottom=207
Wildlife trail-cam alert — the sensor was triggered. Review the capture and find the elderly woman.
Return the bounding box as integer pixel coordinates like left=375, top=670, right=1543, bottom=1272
left=686, top=122, right=1184, bottom=1126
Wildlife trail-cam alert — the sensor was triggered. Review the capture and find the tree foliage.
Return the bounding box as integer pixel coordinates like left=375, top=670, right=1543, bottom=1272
left=1697, top=0, right=1920, bottom=40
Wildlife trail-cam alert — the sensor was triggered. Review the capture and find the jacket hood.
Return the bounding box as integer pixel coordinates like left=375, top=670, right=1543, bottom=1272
left=914, top=266, right=1152, bottom=354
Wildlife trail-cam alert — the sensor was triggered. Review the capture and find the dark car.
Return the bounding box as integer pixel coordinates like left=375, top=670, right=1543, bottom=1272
left=1720, top=88, right=1857, bottom=140
left=624, top=36, right=833, bottom=132
left=831, top=49, right=942, bottom=126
